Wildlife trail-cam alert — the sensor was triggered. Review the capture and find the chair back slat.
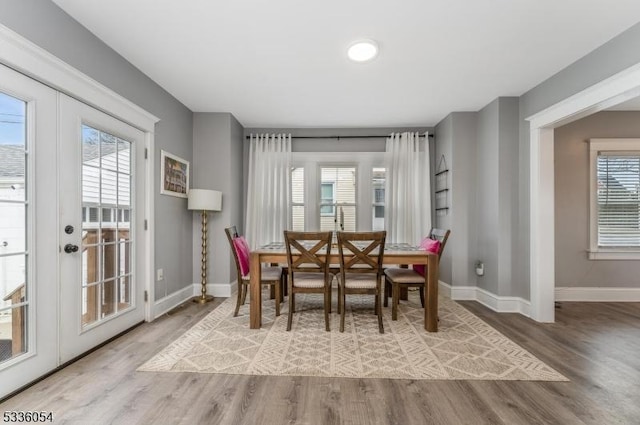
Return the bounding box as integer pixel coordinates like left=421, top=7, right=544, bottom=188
left=337, top=231, right=386, bottom=275
left=284, top=231, right=332, bottom=274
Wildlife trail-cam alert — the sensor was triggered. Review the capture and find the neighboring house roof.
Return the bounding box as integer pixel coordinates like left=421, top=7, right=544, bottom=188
left=82, top=141, right=119, bottom=162
left=0, top=145, right=24, bottom=179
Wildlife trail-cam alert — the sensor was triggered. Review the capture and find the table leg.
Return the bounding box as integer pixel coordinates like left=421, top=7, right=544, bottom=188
left=425, top=253, right=439, bottom=332
left=249, top=252, right=262, bottom=329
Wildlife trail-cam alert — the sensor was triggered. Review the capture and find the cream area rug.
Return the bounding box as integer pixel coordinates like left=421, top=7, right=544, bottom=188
left=138, top=290, right=567, bottom=381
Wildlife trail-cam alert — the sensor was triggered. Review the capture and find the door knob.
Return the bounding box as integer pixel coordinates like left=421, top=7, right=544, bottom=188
left=64, top=244, right=79, bottom=253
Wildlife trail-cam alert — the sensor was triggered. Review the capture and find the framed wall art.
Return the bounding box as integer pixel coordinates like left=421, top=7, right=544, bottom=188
left=160, top=150, right=189, bottom=198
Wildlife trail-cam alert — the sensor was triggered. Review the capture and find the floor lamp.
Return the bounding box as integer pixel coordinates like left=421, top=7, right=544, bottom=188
left=188, top=189, right=223, bottom=303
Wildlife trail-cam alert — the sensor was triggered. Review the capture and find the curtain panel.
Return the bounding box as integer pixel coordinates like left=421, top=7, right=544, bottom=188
left=245, top=133, right=292, bottom=249
left=385, top=132, right=432, bottom=245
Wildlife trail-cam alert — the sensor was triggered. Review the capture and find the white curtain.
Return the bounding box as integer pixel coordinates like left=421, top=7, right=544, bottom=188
left=245, top=133, right=292, bottom=249
left=385, top=131, right=432, bottom=245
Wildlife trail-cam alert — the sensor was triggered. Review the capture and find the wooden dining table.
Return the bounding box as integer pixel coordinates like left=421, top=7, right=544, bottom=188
left=249, top=242, right=440, bottom=332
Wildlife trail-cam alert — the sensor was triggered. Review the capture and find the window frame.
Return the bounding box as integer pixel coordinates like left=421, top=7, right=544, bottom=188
left=589, top=138, right=640, bottom=260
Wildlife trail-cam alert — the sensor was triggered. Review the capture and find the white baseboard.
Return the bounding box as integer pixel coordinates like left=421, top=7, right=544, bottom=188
left=151, top=285, right=195, bottom=320
left=192, top=281, right=237, bottom=298
left=439, top=280, right=531, bottom=317
left=555, top=286, right=640, bottom=302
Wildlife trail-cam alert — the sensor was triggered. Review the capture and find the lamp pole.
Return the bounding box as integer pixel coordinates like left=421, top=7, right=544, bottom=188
left=187, top=189, right=222, bottom=304
left=195, top=208, right=213, bottom=303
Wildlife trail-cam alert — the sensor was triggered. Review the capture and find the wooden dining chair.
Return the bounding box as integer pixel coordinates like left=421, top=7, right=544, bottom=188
left=336, top=231, right=386, bottom=333
left=284, top=231, right=333, bottom=331
left=225, top=226, right=284, bottom=317
left=383, top=228, right=450, bottom=320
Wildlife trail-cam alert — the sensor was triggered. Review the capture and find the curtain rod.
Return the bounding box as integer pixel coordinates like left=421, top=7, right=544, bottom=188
left=244, top=134, right=434, bottom=140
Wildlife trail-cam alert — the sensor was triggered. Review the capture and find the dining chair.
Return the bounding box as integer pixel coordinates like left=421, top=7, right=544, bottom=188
left=336, top=231, right=386, bottom=333
left=225, top=226, right=284, bottom=317
left=284, top=231, right=333, bottom=331
left=383, top=228, right=450, bottom=320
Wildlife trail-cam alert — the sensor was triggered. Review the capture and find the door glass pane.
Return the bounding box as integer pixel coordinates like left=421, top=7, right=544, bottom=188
left=81, top=125, right=133, bottom=327
left=0, top=91, right=28, bottom=363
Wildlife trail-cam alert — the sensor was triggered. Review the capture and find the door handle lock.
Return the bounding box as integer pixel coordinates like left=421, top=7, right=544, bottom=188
left=64, top=244, right=79, bottom=253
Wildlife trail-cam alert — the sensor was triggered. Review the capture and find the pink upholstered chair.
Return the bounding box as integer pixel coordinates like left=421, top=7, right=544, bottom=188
left=383, top=228, right=450, bottom=320
left=225, top=226, right=284, bottom=317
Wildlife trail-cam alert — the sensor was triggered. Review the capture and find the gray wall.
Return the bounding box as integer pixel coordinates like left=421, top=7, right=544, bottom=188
left=434, top=116, right=453, bottom=284
left=434, top=113, right=478, bottom=287
left=516, top=22, right=640, bottom=300
left=0, top=0, right=195, bottom=302
left=475, top=98, right=519, bottom=296
left=193, top=113, right=244, bottom=286
left=555, top=111, right=640, bottom=287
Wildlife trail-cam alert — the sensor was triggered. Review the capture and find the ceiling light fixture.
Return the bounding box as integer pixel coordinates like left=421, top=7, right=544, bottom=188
left=347, top=40, right=379, bottom=62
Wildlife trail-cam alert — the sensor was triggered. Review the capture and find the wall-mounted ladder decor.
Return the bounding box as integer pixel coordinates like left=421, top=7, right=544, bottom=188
left=435, top=154, right=449, bottom=216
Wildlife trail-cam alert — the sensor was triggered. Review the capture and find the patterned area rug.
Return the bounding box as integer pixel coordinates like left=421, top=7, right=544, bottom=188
left=138, top=291, right=567, bottom=381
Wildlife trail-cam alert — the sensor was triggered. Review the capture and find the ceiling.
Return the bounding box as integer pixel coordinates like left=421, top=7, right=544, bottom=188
left=52, top=0, right=640, bottom=128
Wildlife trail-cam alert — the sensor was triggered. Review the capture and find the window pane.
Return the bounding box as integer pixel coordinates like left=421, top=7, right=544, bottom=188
left=0, top=305, right=27, bottom=362
left=0, top=92, right=29, bottom=364
left=291, top=167, right=304, bottom=204
left=320, top=183, right=334, bottom=215
left=118, top=276, right=131, bottom=310
left=291, top=205, right=305, bottom=231
left=0, top=203, right=26, bottom=255
left=597, top=155, right=640, bottom=247
left=372, top=167, right=385, bottom=231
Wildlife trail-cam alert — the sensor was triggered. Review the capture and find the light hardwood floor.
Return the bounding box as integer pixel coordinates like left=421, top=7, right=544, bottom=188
left=1, top=298, right=639, bottom=425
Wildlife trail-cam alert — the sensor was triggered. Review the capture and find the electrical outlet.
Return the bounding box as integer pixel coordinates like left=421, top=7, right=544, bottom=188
left=156, top=268, right=164, bottom=281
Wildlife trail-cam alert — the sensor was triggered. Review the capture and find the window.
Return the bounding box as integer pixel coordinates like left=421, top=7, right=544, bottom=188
left=290, top=152, right=384, bottom=231
left=291, top=167, right=305, bottom=231
left=372, top=167, right=385, bottom=231
left=320, top=166, right=356, bottom=232
left=589, top=139, right=640, bottom=259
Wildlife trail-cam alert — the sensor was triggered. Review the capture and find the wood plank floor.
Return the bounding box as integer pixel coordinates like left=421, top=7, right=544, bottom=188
left=1, top=298, right=639, bottom=425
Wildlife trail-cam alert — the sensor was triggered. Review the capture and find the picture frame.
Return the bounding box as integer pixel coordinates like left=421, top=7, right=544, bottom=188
left=160, top=150, right=189, bottom=198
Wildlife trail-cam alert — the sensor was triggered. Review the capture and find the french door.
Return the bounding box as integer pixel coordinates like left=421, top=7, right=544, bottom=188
left=0, top=64, right=58, bottom=396
left=0, top=64, right=148, bottom=397
left=58, top=94, right=146, bottom=362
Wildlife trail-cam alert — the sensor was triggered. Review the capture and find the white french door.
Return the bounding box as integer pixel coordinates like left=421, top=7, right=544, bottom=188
left=0, top=64, right=58, bottom=396
left=0, top=71, right=149, bottom=397
left=58, top=94, right=146, bottom=363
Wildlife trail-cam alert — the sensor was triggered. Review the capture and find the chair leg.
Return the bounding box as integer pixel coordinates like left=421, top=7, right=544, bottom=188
left=234, top=282, right=244, bottom=317
left=274, top=282, right=281, bottom=317
left=392, top=281, right=399, bottom=321
left=377, top=289, right=384, bottom=334
left=241, top=282, right=248, bottom=306
left=287, top=289, right=294, bottom=331
left=383, top=278, right=390, bottom=307
left=340, top=289, right=346, bottom=332
left=338, top=284, right=342, bottom=314
left=324, top=287, right=330, bottom=332
left=419, top=285, right=425, bottom=308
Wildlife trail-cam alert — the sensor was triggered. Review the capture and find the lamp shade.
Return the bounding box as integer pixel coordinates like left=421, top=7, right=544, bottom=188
left=188, top=189, right=222, bottom=211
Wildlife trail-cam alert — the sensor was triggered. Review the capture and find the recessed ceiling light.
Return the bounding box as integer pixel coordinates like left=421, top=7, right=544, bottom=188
left=347, top=40, right=379, bottom=62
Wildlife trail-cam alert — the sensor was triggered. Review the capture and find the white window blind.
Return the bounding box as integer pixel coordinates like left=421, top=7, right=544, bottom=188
left=597, top=154, right=640, bottom=247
